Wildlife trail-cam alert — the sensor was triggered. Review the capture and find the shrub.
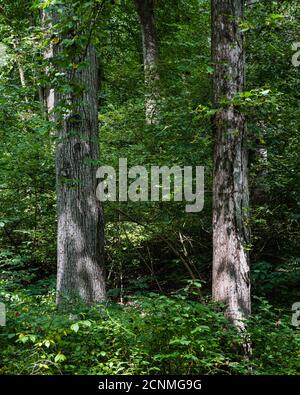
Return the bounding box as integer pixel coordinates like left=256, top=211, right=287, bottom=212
left=0, top=284, right=298, bottom=375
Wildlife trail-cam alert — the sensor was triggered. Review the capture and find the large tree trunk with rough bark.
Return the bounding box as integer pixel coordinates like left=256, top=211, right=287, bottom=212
left=134, top=0, right=159, bottom=124
left=211, top=0, right=251, bottom=329
left=44, top=10, right=106, bottom=306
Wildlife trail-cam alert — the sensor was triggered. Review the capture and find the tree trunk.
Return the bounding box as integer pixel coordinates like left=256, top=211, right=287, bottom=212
left=12, top=38, right=28, bottom=102
left=41, top=10, right=55, bottom=121
left=211, top=0, right=251, bottom=329
left=251, top=123, right=269, bottom=202
left=134, top=0, right=159, bottom=124
left=44, top=10, right=106, bottom=306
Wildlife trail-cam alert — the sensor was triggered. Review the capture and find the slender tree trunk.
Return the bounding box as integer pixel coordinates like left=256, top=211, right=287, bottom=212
left=251, top=123, right=269, bottom=202
left=41, top=10, right=55, bottom=120
left=12, top=38, right=28, bottom=102
left=211, top=0, right=251, bottom=329
left=134, top=0, right=159, bottom=124
left=44, top=10, right=106, bottom=306
left=12, top=40, right=26, bottom=88
left=43, top=50, right=55, bottom=121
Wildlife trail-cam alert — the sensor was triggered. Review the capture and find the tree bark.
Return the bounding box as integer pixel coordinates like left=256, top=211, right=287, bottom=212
left=134, top=0, right=159, bottom=124
left=41, top=10, right=55, bottom=120
left=211, top=0, right=251, bottom=329
left=12, top=38, right=28, bottom=102
left=44, top=10, right=106, bottom=306
left=251, top=123, right=269, bottom=202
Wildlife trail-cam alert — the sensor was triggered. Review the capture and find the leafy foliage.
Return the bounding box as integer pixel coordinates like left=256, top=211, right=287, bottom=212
left=0, top=0, right=299, bottom=376
left=0, top=283, right=299, bottom=375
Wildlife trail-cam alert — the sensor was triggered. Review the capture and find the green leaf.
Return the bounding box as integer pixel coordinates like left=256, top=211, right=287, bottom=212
left=70, top=323, right=79, bottom=333
left=54, top=353, right=67, bottom=363
left=44, top=340, right=51, bottom=348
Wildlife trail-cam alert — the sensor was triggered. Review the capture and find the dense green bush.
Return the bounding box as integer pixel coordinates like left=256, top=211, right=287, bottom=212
left=0, top=281, right=298, bottom=375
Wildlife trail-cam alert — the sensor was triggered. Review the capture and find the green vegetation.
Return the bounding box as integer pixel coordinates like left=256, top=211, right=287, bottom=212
left=1, top=279, right=299, bottom=374
left=0, top=0, right=299, bottom=375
